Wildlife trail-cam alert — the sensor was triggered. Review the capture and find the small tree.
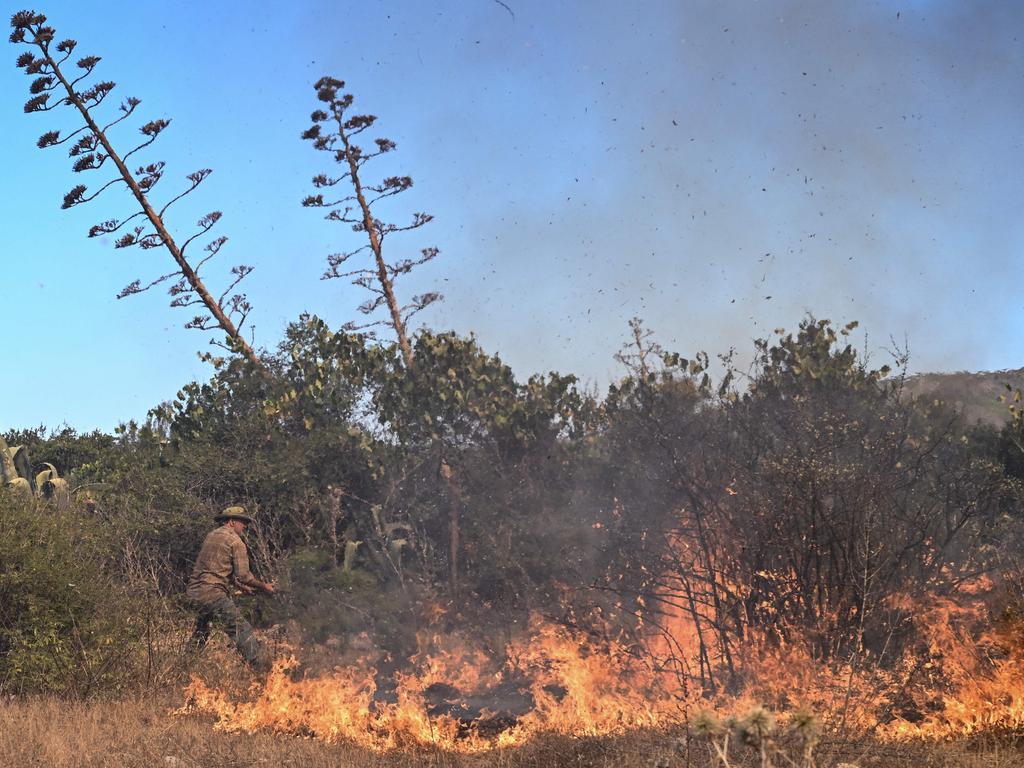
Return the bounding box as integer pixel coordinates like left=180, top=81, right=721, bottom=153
left=613, top=317, right=664, bottom=387
left=301, top=76, right=441, bottom=371
left=10, top=10, right=262, bottom=368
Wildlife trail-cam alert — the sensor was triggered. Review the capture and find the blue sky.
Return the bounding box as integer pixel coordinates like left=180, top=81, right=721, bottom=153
left=2, top=0, right=1022, bottom=431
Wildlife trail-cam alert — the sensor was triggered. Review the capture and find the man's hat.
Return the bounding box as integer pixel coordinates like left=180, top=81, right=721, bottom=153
left=215, top=505, right=254, bottom=524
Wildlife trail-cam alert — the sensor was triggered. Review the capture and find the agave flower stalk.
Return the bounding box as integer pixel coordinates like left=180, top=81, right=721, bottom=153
left=301, top=76, right=441, bottom=372
left=10, top=10, right=262, bottom=369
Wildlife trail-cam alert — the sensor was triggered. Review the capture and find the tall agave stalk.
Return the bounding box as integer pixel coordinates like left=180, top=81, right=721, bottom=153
left=301, top=76, right=441, bottom=372
left=300, top=76, right=461, bottom=590
left=9, top=10, right=263, bottom=369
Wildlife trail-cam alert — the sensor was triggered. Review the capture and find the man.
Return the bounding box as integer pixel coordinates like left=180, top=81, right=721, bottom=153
left=186, top=506, right=275, bottom=673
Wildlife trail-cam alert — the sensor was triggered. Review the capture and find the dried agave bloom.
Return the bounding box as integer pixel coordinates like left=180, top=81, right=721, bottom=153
left=301, top=76, right=441, bottom=371
left=9, top=10, right=261, bottom=367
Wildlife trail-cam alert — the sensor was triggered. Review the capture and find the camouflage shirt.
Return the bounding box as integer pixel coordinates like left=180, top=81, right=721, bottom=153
left=186, top=524, right=262, bottom=604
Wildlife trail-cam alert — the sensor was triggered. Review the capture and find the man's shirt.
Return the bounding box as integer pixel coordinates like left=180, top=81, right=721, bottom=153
left=186, top=524, right=261, bottom=604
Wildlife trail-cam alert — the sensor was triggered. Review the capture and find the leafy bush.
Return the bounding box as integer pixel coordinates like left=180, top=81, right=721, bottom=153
left=0, top=492, right=144, bottom=696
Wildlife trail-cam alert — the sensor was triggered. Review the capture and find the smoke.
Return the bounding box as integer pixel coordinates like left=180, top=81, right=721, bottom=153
left=417, top=0, right=1024, bottom=383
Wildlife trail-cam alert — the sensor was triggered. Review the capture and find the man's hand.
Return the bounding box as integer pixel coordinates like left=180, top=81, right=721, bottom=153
left=260, top=582, right=276, bottom=596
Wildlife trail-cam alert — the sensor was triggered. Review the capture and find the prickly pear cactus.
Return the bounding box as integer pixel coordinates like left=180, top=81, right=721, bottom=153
left=36, top=463, right=70, bottom=506
left=1, top=435, right=31, bottom=498
left=0, top=434, right=17, bottom=485
left=1, top=435, right=66, bottom=503
left=343, top=539, right=361, bottom=573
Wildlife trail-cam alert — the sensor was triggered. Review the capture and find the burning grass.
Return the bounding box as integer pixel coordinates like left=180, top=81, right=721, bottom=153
left=179, top=618, right=688, bottom=753
left=171, top=581, right=1024, bottom=762
left=9, top=566, right=1024, bottom=766
left=5, top=617, right=1024, bottom=768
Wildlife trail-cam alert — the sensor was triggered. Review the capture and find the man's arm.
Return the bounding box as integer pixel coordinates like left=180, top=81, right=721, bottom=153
left=230, top=537, right=275, bottom=595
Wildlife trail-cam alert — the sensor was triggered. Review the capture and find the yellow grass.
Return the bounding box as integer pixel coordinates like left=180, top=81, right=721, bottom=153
left=2, top=693, right=1023, bottom=768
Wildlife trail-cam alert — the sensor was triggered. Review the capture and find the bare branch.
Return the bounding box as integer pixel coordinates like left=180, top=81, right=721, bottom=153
left=193, top=235, right=228, bottom=273
left=357, top=294, right=388, bottom=315
left=134, top=161, right=165, bottom=192
left=401, top=292, right=442, bottom=324
left=68, top=54, right=101, bottom=88
left=76, top=79, right=114, bottom=107
left=491, top=0, right=516, bottom=20
left=68, top=132, right=98, bottom=156
left=87, top=211, right=145, bottom=237
left=101, top=96, right=140, bottom=132
left=388, top=247, right=440, bottom=276
left=158, top=168, right=212, bottom=218
left=217, top=264, right=253, bottom=307
left=178, top=211, right=223, bottom=257
left=115, top=270, right=178, bottom=299
left=62, top=176, right=123, bottom=208
left=24, top=92, right=60, bottom=112
left=29, top=74, right=55, bottom=93
left=71, top=151, right=108, bottom=172
left=184, top=314, right=216, bottom=331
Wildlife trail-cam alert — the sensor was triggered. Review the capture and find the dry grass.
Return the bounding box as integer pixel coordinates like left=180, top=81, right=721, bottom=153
left=2, top=693, right=1024, bottom=768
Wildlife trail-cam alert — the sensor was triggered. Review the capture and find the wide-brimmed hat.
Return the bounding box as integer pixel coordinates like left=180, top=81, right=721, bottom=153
left=215, top=505, right=254, bottom=524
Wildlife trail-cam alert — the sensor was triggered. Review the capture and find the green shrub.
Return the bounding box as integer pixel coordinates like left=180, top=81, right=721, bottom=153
left=0, top=491, right=144, bottom=696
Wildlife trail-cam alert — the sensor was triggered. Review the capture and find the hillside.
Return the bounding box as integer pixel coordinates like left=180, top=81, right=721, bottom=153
left=905, top=368, right=1024, bottom=426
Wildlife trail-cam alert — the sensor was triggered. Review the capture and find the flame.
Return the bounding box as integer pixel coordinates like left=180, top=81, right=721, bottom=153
left=179, top=577, right=1024, bottom=751
left=180, top=617, right=689, bottom=752
left=877, top=582, right=1024, bottom=741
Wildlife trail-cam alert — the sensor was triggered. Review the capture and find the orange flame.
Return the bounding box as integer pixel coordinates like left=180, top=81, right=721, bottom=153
left=179, top=578, right=1024, bottom=751
left=180, top=618, right=690, bottom=752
